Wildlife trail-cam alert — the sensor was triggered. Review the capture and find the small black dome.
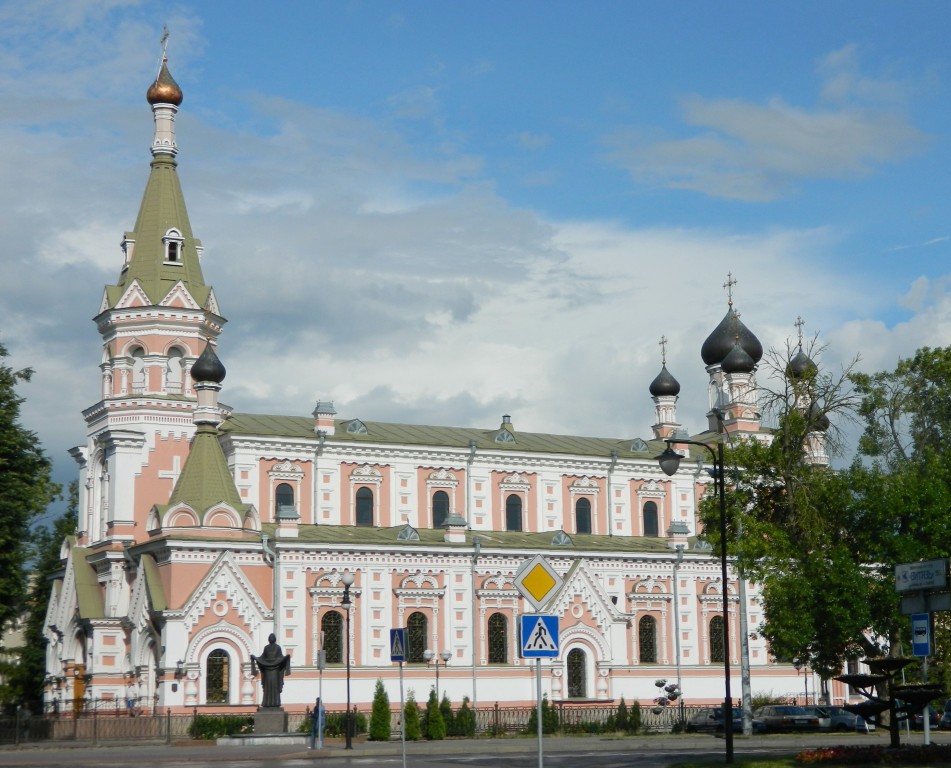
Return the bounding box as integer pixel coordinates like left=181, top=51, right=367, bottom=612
left=701, top=307, right=763, bottom=367
left=721, top=340, right=756, bottom=374
left=786, top=349, right=817, bottom=381
left=809, top=401, right=830, bottom=432
left=649, top=364, right=681, bottom=397
left=191, top=343, right=226, bottom=383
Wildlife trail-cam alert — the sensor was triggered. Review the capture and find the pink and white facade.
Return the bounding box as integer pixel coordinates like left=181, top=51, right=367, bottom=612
left=43, top=57, right=824, bottom=716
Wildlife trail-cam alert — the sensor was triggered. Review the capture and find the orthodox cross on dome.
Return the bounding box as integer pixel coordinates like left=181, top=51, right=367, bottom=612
left=794, top=315, right=805, bottom=348
left=658, top=335, right=668, bottom=365
left=723, top=272, right=737, bottom=306
left=161, top=25, right=170, bottom=56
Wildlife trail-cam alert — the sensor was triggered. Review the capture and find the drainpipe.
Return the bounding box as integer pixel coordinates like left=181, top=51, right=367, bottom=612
left=607, top=449, right=618, bottom=536
left=262, top=535, right=279, bottom=643
left=466, top=439, right=477, bottom=529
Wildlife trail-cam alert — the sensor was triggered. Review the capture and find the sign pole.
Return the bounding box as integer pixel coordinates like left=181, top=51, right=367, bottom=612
left=536, top=658, right=543, bottom=768
left=399, top=660, right=407, bottom=768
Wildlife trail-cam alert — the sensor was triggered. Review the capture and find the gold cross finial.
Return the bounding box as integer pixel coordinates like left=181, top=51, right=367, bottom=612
left=723, top=273, right=737, bottom=306
left=659, top=335, right=668, bottom=365
left=161, top=25, right=169, bottom=56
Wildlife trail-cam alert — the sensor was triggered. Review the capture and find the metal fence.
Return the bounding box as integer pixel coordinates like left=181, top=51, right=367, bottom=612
left=1, top=700, right=700, bottom=746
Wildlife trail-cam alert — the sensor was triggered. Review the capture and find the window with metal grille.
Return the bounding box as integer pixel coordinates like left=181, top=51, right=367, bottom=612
left=432, top=490, right=449, bottom=528
left=575, top=497, right=592, bottom=534
left=355, top=487, right=373, bottom=526
left=487, top=613, right=508, bottom=663
left=643, top=500, right=659, bottom=536
left=505, top=494, right=522, bottom=532
left=710, top=615, right=725, bottom=663
left=206, top=649, right=230, bottom=704
left=407, top=611, right=428, bottom=663
left=638, top=615, right=657, bottom=663
left=567, top=648, right=586, bottom=698
left=322, top=611, right=343, bottom=664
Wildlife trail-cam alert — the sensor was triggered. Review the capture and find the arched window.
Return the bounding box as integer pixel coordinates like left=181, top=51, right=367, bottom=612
left=275, top=483, right=295, bottom=517
left=165, top=347, right=183, bottom=394
left=355, top=487, right=373, bottom=527
left=130, top=346, right=145, bottom=391
left=710, top=615, right=726, bottom=663
left=321, top=611, right=343, bottom=664
left=567, top=648, right=586, bottom=698
left=505, top=494, right=522, bottom=532
left=638, top=615, right=657, bottom=663
left=643, top=500, right=659, bottom=537
left=432, top=490, right=450, bottom=528
left=406, top=611, right=427, bottom=663
left=206, top=649, right=230, bottom=704
left=487, top=613, right=508, bottom=664
left=575, top=497, right=592, bottom=534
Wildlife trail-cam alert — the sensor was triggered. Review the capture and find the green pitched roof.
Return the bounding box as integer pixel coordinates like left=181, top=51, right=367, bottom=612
left=140, top=553, right=167, bottom=612
left=105, top=153, right=211, bottom=308
left=221, top=413, right=666, bottom=459
left=72, top=548, right=105, bottom=619
left=159, top=424, right=251, bottom=519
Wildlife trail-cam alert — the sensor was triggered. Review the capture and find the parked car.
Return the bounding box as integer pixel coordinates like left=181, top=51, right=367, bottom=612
left=685, top=707, right=765, bottom=735
left=801, top=705, right=873, bottom=733
left=753, top=705, right=821, bottom=733
left=939, top=699, right=951, bottom=730
left=907, top=704, right=940, bottom=730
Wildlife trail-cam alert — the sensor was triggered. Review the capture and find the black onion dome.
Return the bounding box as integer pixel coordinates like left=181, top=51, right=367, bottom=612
left=721, top=340, right=756, bottom=374
left=700, top=308, right=763, bottom=367
left=786, top=349, right=818, bottom=380
left=649, top=364, right=681, bottom=397
left=191, top=343, right=226, bottom=383
left=809, top=401, right=831, bottom=432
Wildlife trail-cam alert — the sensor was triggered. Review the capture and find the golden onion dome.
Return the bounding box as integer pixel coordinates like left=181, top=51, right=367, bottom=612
left=146, top=57, right=183, bottom=106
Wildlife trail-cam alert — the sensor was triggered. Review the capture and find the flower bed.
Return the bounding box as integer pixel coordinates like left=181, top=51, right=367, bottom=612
left=797, top=744, right=951, bottom=765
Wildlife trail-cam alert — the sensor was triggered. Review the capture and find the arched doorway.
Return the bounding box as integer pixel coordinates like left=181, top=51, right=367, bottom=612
left=566, top=648, right=587, bottom=698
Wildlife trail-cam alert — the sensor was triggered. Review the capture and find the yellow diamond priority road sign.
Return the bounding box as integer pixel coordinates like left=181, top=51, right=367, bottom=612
left=514, top=554, right=564, bottom=611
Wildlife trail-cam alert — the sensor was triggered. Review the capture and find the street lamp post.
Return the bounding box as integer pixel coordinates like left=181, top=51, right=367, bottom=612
left=672, top=542, right=686, bottom=727
left=658, top=438, right=733, bottom=763
left=423, top=649, right=452, bottom=701
left=341, top=571, right=355, bottom=750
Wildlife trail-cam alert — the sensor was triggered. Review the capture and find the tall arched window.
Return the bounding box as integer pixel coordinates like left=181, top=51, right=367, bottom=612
left=575, top=497, right=592, bottom=534
left=206, top=649, right=230, bottom=704
left=407, top=611, right=427, bottom=663
left=130, top=346, right=145, bottom=392
left=505, top=494, right=522, bottom=532
left=432, top=490, right=450, bottom=528
left=642, top=500, right=659, bottom=537
left=275, top=483, right=295, bottom=517
left=487, top=613, right=508, bottom=664
left=355, top=487, right=373, bottom=527
left=567, top=648, right=586, bottom=698
left=165, top=347, right=184, bottom=394
left=638, top=615, right=657, bottom=663
left=321, top=611, right=343, bottom=664
left=710, top=615, right=726, bottom=663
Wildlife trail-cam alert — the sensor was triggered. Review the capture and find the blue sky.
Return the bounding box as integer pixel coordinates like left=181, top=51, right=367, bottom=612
left=3, top=1, right=950, bottom=518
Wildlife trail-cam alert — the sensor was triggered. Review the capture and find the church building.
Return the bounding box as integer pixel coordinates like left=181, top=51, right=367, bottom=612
left=43, top=54, right=826, bottom=716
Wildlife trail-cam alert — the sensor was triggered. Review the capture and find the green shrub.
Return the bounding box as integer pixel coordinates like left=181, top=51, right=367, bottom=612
left=439, top=692, right=454, bottom=735
left=525, top=695, right=559, bottom=734
left=628, top=700, right=642, bottom=734
left=404, top=692, right=421, bottom=741
left=369, top=679, right=391, bottom=741
left=425, top=687, right=446, bottom=740
left=188, top=714, right=253, bottom=739
left=454, top=696, right=476, bottom=737
left=615, top=697, right=629, bottom=731
left=321, top=710, right=367, bottom=737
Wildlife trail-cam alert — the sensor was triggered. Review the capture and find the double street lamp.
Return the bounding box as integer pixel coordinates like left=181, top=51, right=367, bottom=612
left=423, top=649, right=452, bottom=701
left=341, top=571, right=356, bottom=750
left=657, top=437, right=733, bottom=764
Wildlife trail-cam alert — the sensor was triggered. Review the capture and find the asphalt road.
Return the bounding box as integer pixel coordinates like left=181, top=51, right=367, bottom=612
left=1, top=731, right=949, bottom=768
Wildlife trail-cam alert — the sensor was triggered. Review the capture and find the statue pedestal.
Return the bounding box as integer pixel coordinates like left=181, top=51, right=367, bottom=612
left=254, top=706, right=288, bottom=735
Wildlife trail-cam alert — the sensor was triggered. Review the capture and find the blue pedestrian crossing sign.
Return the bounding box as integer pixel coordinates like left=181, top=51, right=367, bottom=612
left=390, top=628, right=407, bottom=662
left=520, top=614, right=559, bottom=658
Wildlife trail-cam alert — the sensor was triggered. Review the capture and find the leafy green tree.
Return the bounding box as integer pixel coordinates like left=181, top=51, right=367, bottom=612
left=403, top=691, right=421, bottom=741
left=424, top=687, right=445, bottom=740
left=368, top=678, right=391, bottom=741
left=0, top=342, right=60, bottom=711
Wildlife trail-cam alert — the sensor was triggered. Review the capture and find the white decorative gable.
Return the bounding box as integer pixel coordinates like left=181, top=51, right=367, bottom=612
left=179, top=551, right=270, bottom=633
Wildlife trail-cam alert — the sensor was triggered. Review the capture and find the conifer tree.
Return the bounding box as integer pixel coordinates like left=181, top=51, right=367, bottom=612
left=368, top=678, right=391, bottom=741
left=425, top=687, right=446, bottom=739
left=439, top=691, right=453, bottom=736
left=403, top=691, right=421, bottom=741
left=454, top=695, right=476, bottom=737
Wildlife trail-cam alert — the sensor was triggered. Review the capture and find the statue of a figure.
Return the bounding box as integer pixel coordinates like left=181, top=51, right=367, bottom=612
left=251, top=633, right=291, bottom=708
